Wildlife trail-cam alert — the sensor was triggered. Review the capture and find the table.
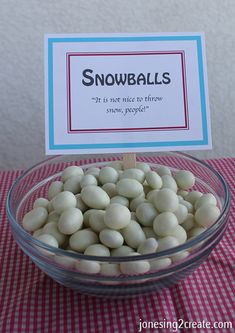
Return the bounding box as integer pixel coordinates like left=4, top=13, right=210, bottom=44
left=0, top=158, right=234, bottom=333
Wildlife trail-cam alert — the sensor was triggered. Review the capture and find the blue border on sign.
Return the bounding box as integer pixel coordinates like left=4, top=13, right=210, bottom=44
left=47, top=35, right=208, bottom=150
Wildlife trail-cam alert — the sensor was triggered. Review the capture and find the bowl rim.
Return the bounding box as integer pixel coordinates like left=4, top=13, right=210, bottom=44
left=6, top=151, right=231, bottom=263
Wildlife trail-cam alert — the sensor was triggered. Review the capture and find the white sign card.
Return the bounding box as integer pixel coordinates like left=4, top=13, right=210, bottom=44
left=45, top=33, right=211, bottom=154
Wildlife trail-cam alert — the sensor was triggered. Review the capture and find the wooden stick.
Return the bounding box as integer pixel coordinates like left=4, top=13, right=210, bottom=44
left=122, top=153, right=136, bottom=169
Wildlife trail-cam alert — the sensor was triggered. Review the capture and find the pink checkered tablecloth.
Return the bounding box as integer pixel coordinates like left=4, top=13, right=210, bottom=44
left=0, top=158, right=234, bottom=333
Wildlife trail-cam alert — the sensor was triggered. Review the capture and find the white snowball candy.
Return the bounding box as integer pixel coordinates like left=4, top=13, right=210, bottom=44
left=174, top=170, right=195, bottom=190
left=170, top=225, right=187, bottom=244
left=81, top=185, right=110, bottom=209
left=157, top=236, right=180, bottom=252
left=75, top=260, right=100, bottom=274
left=195, top=204, right=220, bottom=227
left=146, top=189, right=159, bottom=204
left=104, top=203, right=131, bottom=230
left=120, top=253, right=150, bottom=275
left=116, top=179, right=144, bottom=198
left=100, top=263, right=121, bottom=276
left=145, top=171, right=163, bottom=189
left=33, top=228, right=43, bottom=238
left=153, top=188, right=179, bottom=213
left=63, top=175, right=83, bottom=194
left=80, top=174, right=98, bottom=189
left=43, top=221, right=67, bottom=246
left=54, top=251, right=77, bottom=269
left=84, top=244, right=110, bottom=256
left=102, top=183, right=118, bottom=198
left=185, top=191, right=202, bottom=205
left=108, top=160, right=123, bottom=170
left=89, top=210, right=106, bottom=233
left=47, top=181, right=64, bottom=200
left=150, top=257, right=172, bottom=270
left=85, top=167, right=100, bottom=178
left=142, top=227, right=157, bottom=239
left=188, top=227, right=206, bottom=238
left=174, top=204, right=188, bottom=224
left=22, top=207, right=48, bottom=232
left=58, top=207, right=83, bottom=235
left=161, top=175, right=178, bottom=192
left=136, top=162, right=151, bottom=173
left=111, top=245, right=135, bottom=256
left=69, top=229, right=98, bottom=252
left=99, top=229, right=124, bottom=248
left=121, top=220, right=146, bottom=249
left=99, top=166, right=119, bottom=185
left=137, top=238, right=158, bottom=254
left=52, top=191, right=77, bottom=214
left=171, top=251, right=190, bottom=263
left=153, top=212, right=178, bottom=237
left=47, top=201, right=54, bottom=213
left=47, top=211, right=60, bottom=223
left=181, top=200, right=194, bottom=213
left=195, top=193, right=217, bottom=210
left=177, top=190, right=188, bottom=198
left=120, top=168, right=145, bottom=184
left=37, top=234, right=59, bottom=249
left=33, top=198, right=49, bottom=209
left=110, top=195, right=129, bottom=207
left=61, top=165, right=84, bottom=182
left=181, top=214, right=195, bottom=231
left=83, top=209, right=97, bottom=227
left=136, top=202, right=158, bottom=226
left=129, top=194, right=146, bottom=212
left=75, top=194, right=88, bottom=212
left=156, top=165, right=171, bottom=176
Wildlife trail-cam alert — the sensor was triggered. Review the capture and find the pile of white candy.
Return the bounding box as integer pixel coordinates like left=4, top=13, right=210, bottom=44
left=22, top=161, right=221, bottom=276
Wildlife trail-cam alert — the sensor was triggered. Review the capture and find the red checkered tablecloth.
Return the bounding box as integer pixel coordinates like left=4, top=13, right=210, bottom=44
left=0, top=158, right=234, bottom=333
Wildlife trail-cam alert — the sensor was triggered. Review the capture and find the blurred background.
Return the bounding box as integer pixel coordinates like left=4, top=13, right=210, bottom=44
left=0, top=0, right=234, bottom=169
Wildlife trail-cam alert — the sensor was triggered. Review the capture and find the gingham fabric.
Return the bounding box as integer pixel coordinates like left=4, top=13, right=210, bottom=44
left=0, top=158, right=234, bottom=333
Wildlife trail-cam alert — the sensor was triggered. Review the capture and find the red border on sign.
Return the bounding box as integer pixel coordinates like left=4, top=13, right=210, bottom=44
left=66, top=51, right=189, bottom=133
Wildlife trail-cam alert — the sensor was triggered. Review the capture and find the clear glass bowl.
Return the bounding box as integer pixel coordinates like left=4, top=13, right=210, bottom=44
left=6, top=152, right=231, bottom=298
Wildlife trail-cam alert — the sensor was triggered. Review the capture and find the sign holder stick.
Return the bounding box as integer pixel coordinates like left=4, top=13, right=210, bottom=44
left=122, top=153, right=136, bottom=169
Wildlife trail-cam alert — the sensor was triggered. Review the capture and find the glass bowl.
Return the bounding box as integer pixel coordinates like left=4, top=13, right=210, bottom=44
left=6, top=152, right=231, bottom=298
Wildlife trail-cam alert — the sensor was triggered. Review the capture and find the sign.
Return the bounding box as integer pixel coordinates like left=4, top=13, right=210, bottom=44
left=45, top=33, right=211, bottom=154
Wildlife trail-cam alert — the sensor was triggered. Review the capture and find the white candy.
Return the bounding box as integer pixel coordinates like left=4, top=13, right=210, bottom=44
left=100, top=229, right=124, bottom=248
left=75, top=260, right=100, bottom=274
left=157, top=236, right=179, bottom=252
left=177, top=190, right=188, bottom=198
left=22, top=207, right=48, bottom=232
left=110, top=195, right=129, bottom=207
left=153, top=188, right=179, bottom=213
left=104, top=204, right=131, bottom=230
left=111, top=245, right=135, bottom=256
left=116, top=179, right=143, bottom=198
left=58, top=207, right=83, bottom=235
left=54, top=251, right=77, bottom=269
left=161, top=175, right=178, bottom=192
left=99, top=166, right=119, bottom=184
left=85, top=167, right=100, bottom=178
left=156, top=165, right=171, bottom=176
left=102, top=183, right=117, bottom=198
left=33, top=198, right=49, bottom=209
left=75, top=194, right=88, bottom=212
left=171, top=251, right=189, bottom=263
left=170, top=225, right=187, bottom=244
left=195, top=204, right=220, bottom=227
left=69, top=229, right=98, bottom=252
left=195, top=193, right=217, bottom=210
left=145, top=171, right=162, bottom=189
left=83, top=209, right=97, bottom=227
left=174, top=204, right=188, bottom=224
left=129, top=194, right=146, bottom=212
left=100, top=263, right=120, bottom=276
left=61, top=165, right=84, bottom=182
left=80, top=174, right=98, bottom=189
left=150, top=257, right=172, bottom=270
left=63, top=175, right=82, bottom=194
left=153, top=212, right=178, bottom=237
left=185, top=191, right=202, bottom=204
left=108, top=160, right=123, bottom=170
left=136, top=162, right=151, bottom=173
left=52, top=191, right=77, bottom=214
left=137, top=238, right=158, bottom=254
left=142, top=227, right=157, bottom=239
left=37, top=234, right=59, bottom=249
left=43, top=221, right=67, bottom=246
left=47, top=211, right=60, bottom=223
left=47, top=181, right=64, bottom=200
left=181, top=200, right=194, bottom=213
left=136, top=202, right=157, bottom=226
left=174, top=170, right=195, bottom=190
left=47, top=202, right=54, bottom=213
left=121, top=220, right=146, bottom=248
left=181, top=214, right=195, bottom=231
left=84, top=244, right=110, bottom=256
left=81, top=185, right=110, bottom=209
left=146, top=189, right=159, bottom=203
left=89, top=210, right=106, bottom=232
left=120, top=168, right=145, bottom=183
left=188, top=226, right=206, bottom=238
left=120, top=253, right=150, bottom=275
left=33, top=228, right=43, bottom=238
